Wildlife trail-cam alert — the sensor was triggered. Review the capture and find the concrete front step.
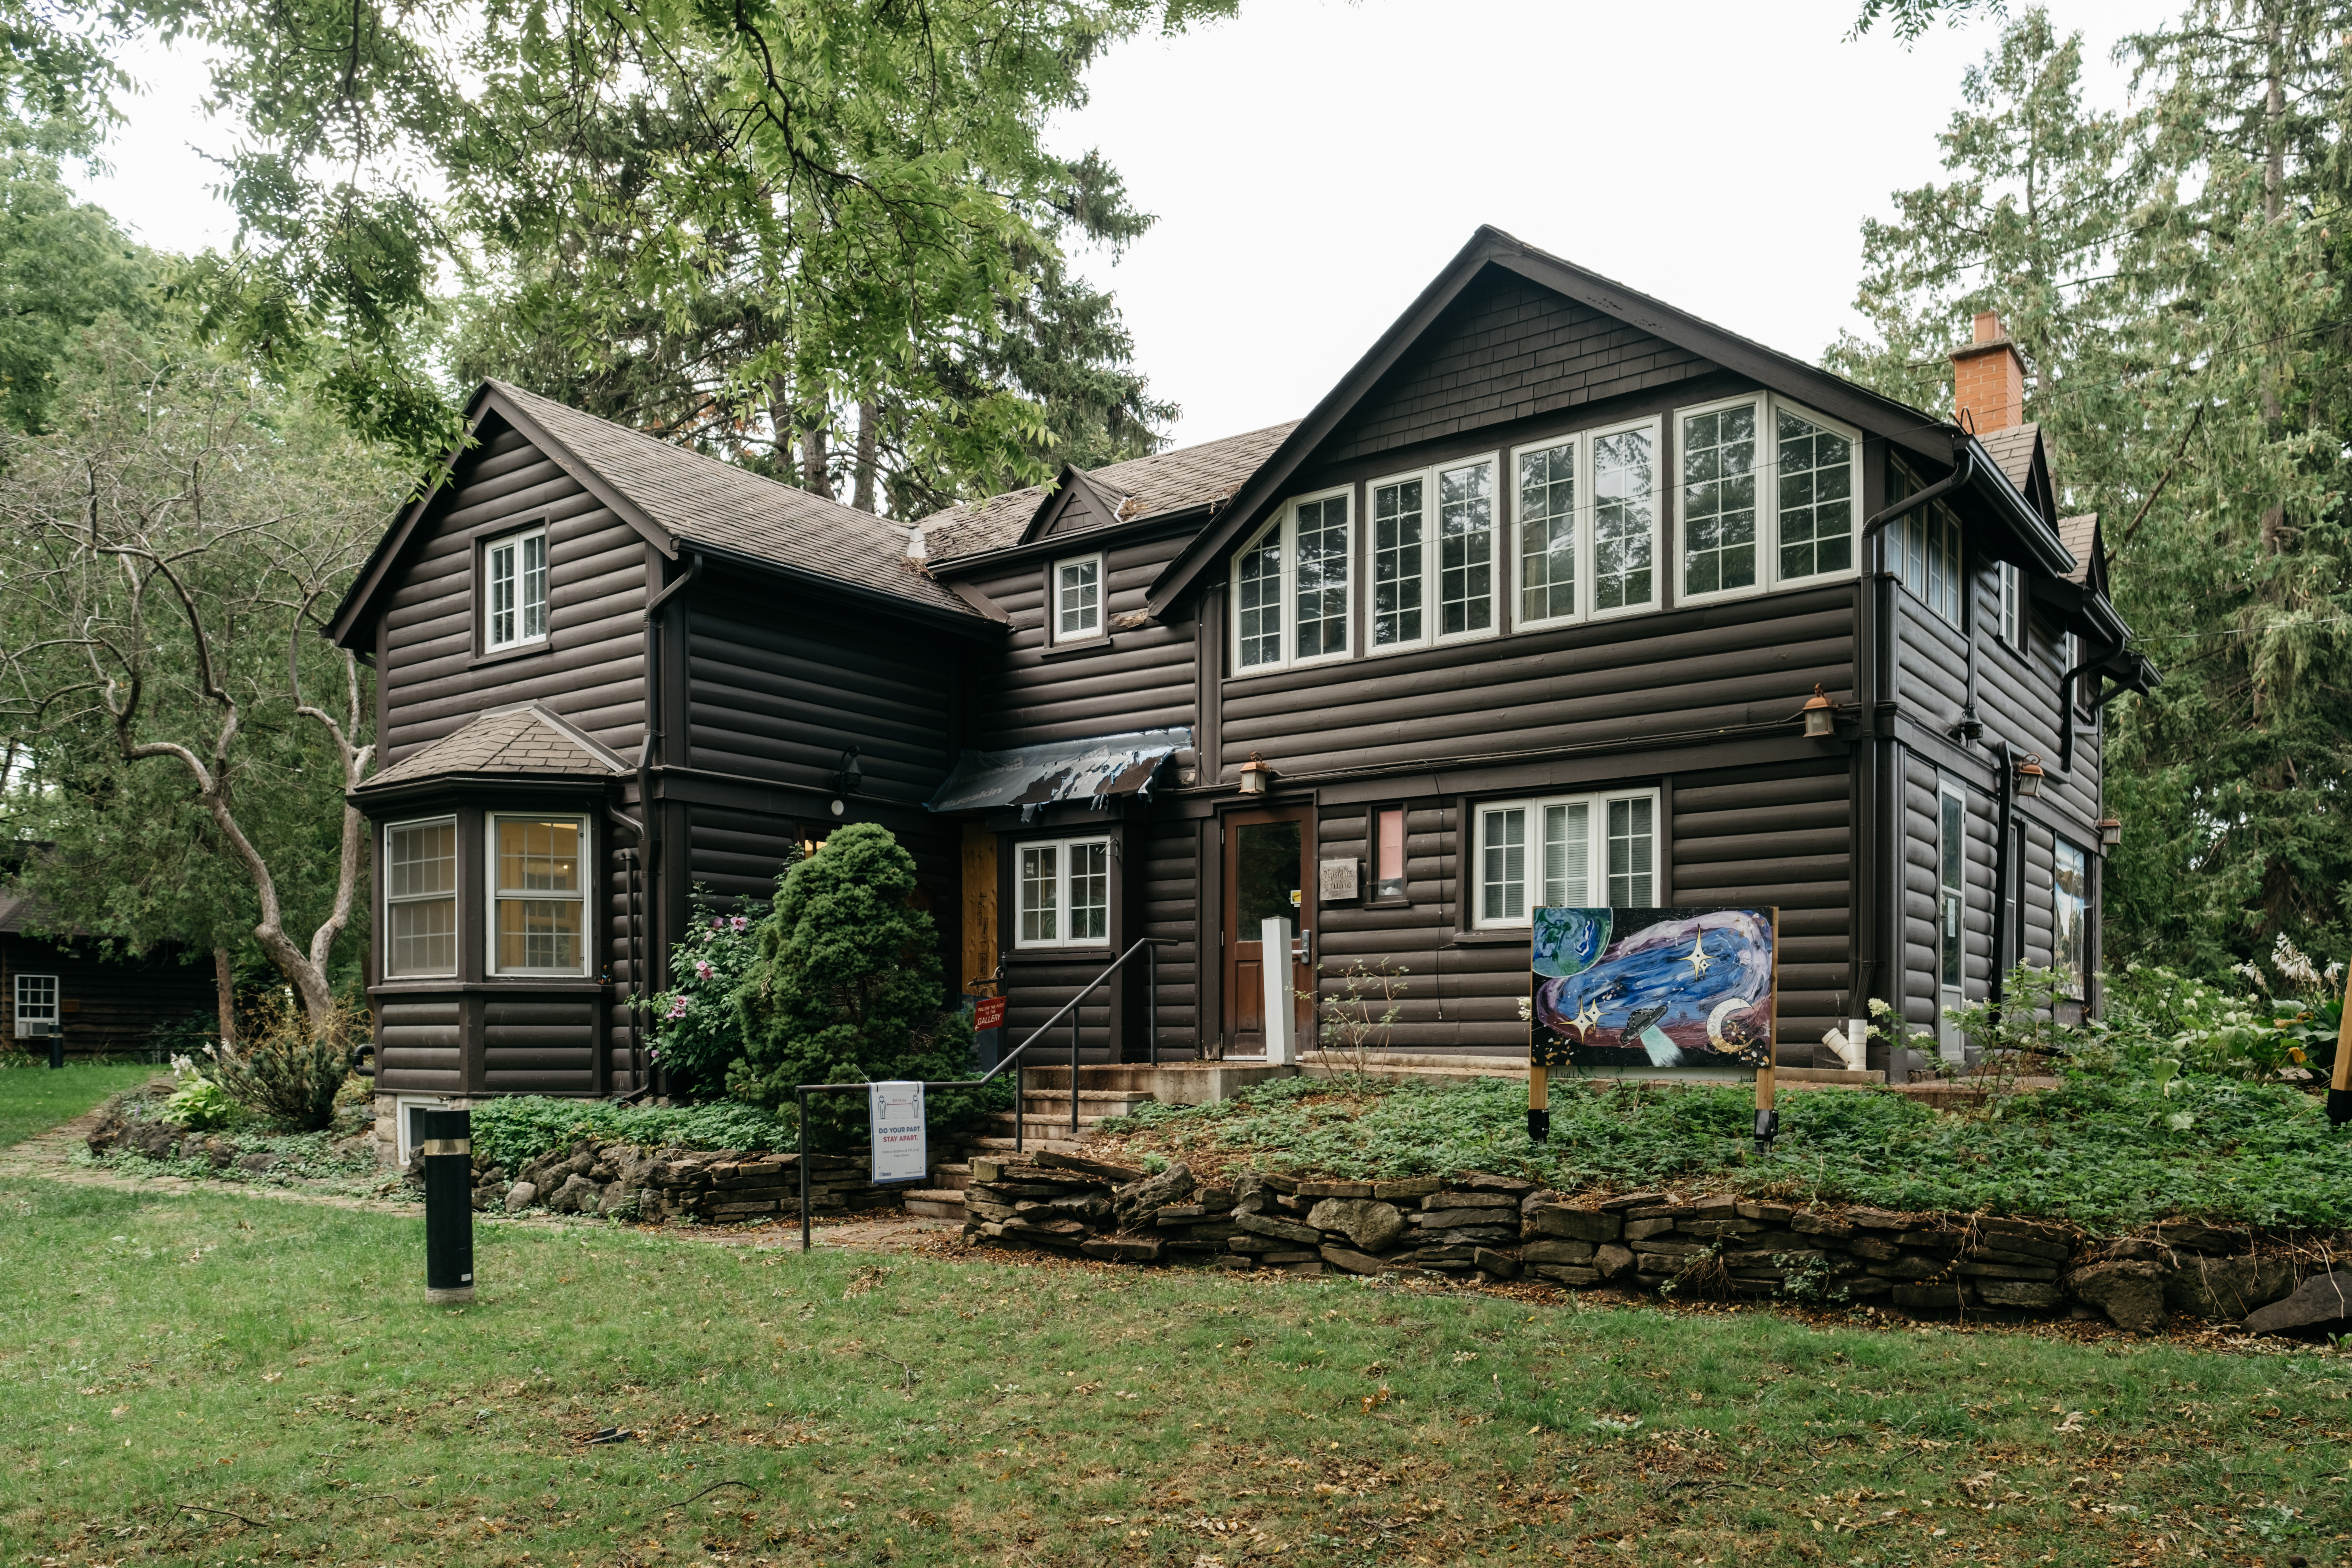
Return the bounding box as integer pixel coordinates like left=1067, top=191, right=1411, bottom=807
left=927, top=1161, right=973, bottom=1192
left=968, top=1134, right=1091, bottom=1155
left=902, top=1190, right=969, bottom=1220
left=990, top=1110, right=1111, bottom=1137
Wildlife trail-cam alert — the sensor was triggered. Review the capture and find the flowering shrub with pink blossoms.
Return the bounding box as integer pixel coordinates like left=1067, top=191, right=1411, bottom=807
left=636, top=887, right=770, bottom=1090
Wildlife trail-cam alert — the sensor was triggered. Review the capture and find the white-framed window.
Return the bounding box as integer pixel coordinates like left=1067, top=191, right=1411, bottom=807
left=488, top=813, right=589, bottom=975
left=1890, top=464, right=1965, bottom=626
left=1997, top=560, right=2025, bottom=652
left=384, top=816, right=458, bottom=978
left=1591, top=423, right=1658, bottom=618
left=12, top=972, right=58, bottom=1038
left=395, top=1095, right=452, bottom=1165
left=1014, top=836, right=1111, bottom=948
left=1055, top=553, right=1102, bottom=640
left=1435, top=456, right=1497, bottom=639
left=1361, top=455, right=1499, bottom=654
left=1515, top=438, right=1578, bottom=628
left=1472, top=788, right=1658, bottom=928
left=1370, top=472, right=1427, bottom=648
left=1232, top=489, right=1353, bottom=672
left=2052, top=837, right=2088, bottom=1000
left=485, top=525, right=549, bottom=651
left=1674, top=395, right=1859, bottom=606
left=1938, top=781, right=1967, bottom=1059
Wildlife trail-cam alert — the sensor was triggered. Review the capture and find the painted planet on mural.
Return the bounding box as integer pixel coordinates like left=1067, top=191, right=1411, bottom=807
left=1530, top=906, right=1775, bottom=1069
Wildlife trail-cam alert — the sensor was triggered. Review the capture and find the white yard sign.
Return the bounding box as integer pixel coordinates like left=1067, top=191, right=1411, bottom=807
left=868, top=1080, right=928, bottom=1185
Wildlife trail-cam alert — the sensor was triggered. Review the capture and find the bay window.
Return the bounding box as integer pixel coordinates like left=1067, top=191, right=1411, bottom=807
left=1473, top=788, right=1657, bottom=927
left=485, top=526, right=548, bottom=650
left=1675, top=395, right=1857, bottom=604
left=490, top=814, right=588, bottom=975
left=384, top=816, right=458, bottom=977
left=1232, top=490, right=1352, bottom=671
left=1016, top=836, right=1111, bottom=948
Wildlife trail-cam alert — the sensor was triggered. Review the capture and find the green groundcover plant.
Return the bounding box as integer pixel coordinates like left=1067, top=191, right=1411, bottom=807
left=1100, top=1067, right=2352, bottom=1232
left=467, top=1097, right=796, bottom=1175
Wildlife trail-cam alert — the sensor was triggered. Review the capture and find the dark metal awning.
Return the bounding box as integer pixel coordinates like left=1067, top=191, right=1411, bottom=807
left=926, top=728, right=1191, bottom=820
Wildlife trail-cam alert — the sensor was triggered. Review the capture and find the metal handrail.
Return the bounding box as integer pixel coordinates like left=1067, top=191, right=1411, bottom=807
left=791, top=936, right=1173, bottom=1251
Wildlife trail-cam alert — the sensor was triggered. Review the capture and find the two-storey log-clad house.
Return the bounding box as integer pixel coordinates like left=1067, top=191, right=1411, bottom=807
left=331, top=227, right=2155, bottom=1152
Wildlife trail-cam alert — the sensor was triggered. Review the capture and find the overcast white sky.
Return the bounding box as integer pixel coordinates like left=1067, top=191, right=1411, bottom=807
left=75, top=0, right=2165, bottom=448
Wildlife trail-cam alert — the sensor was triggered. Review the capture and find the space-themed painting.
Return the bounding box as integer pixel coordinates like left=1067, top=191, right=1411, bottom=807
left=1529, top=907, right=1778, bottom=1072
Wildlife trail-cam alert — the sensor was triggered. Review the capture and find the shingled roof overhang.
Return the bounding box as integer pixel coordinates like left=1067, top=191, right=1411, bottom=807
left=1146, top=226, right=1972, bottom=619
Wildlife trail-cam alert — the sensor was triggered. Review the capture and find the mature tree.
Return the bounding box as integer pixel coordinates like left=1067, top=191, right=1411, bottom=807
left=1831, top=3, right=2352, bottom=972
left=139, top=0, right=1228, bottom=480
left=0, top=322, right=403, bottom=1040
left=0, top=147, right=158, bottom=432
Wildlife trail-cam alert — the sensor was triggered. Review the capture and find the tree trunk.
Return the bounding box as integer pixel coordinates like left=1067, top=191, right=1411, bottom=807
left=852, top=400, right=879, bottom=513
left=801, top=423, right=832, bottom=499
left=2259, top=5, right=2287, bottom=555
left=214, top=947, right=237, bottom=1050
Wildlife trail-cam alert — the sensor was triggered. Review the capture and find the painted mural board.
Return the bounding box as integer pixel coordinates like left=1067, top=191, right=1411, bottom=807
left=1530, top=906, right=1778, bottom=1074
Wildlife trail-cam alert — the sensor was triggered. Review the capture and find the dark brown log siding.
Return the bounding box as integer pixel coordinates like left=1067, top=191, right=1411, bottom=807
left=0, top=936, right=216, bottom=1060
left=959, top=530, right=1200, bottom=749
left=1319, top=270, right=1716, bottom=467
left=378, top=423, right=651, bottom=766
left=376, top=997, right=462, bottom=1093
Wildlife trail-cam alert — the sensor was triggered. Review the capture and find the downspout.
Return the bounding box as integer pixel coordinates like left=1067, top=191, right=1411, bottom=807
left=639, top=550, right=704, bottom=1095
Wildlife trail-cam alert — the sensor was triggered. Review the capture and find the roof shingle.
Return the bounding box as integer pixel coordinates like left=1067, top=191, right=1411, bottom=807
left=1977, top=423, right=2041, bottom=492
left=491, top=382, right=975, bottom=619
left=359, top=703, right=631, bottom=792
left=2057, top=514, right=2098, bottom=585
left=919, top=421, right=1300, bottom=562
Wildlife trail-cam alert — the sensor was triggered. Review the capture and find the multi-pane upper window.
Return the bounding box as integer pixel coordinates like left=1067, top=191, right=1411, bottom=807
left=1516, top=441, right=1576, bottom=625
left=1055, top=554, right=1102, bottom=640
left=1232, top=491, right=1353, bottom=671
left=1592, top=427, right=1657, bottom=614
left=1436, top=459, right=1496, bottom=637
left=385, top=817, right=458, bottom=977
left=1472, top=789, right=1657, bottom=927
left=1371, top=476, right=1425, bottom=646
left=12, top=972, right=57, bottom=1038
left=1675, top=397, right=1857, bottom=603
left=1015, top=836, right=1111, bottom=948
left=492, top=815, right=587, bottom=974
left=1996, top=561, right=2024, bottom=651
left=485, top=526, right=548, bottom=650
left=1890, top=464, right=1965, bottom=626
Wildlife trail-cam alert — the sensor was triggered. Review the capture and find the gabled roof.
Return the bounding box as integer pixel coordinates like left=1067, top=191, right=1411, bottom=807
left=329, top=382, right=988, bottom=649
left=2057, top=514, right=2100, bottom=588
left=920, top=421, right=1299, bottom=564
left=356, top=703, right=631, bottom=794
left=1977, top=423, right=2041, bottom=492
left=1146, top=227, right=1969, bottom=617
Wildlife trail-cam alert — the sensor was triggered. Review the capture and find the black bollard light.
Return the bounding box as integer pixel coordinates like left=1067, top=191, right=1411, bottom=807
left=45, top=1021, right=63, bottom=1070
left=417, top=1107, right=476, bottom=1305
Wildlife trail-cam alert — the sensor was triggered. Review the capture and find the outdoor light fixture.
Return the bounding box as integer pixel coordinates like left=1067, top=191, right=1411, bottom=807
left=1800, top=684, right=1838, bottom=739
left=2014, top=753, right=2046, bottom=799
left=2097, top=815, right=2122, bottom=848
left=829, top=747, right=862, bottom=817
left=1238, top=750, right=1273, bottom=795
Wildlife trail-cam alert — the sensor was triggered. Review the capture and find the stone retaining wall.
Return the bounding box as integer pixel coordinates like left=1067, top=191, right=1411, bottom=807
left=462, top=1139, right=905, bottom=1224
left=963, top=1155, right=2347, bottom=1334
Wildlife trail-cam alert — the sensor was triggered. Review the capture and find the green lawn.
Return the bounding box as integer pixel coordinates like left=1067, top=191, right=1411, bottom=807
left=3, top=1168, right=2349, bottom=1568
left=0, top=1061, right=157, bottom=1149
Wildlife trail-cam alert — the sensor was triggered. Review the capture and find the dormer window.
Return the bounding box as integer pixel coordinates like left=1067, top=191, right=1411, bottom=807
left=1055, top=554, right=1102, bottom=640
left=486, top=526, right=548, bottom=650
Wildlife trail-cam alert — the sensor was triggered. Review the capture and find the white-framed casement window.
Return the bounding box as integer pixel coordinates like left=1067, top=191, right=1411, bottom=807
left=1674, top=395, right=1859, bottom=606
left=1590, top=422, right=1658, bottom=619
left=12, top=972, right=58, bottom=1038
left=1362, top=455, right=1499, bottom=654
left=1514, top=437, right=1579, bottom=628
left=1938, top=780, right=1968, bottom=1059
left=485, top=525, right=549, bottom=650
left=1014, top=836, right=1111, bottom=948
left=1232, top=489, right=1353, bottom=672
left=384, top=816, right=458, bottom=978
left=1472, top=788, right=1658, bottom=928
left=1889, top=464, right=1965, bottom=627
left=488, top=813, right=589, bottom=975
left=1054, top=553, right=1103, bottom=641
left=1996, top=560, right=2025, bottom=652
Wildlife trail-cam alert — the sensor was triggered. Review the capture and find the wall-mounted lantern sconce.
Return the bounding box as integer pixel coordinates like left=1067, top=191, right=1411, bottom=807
left=829, top=746, right=862, bottom=817
left=1800, top=684, right=1838, bottom=739
left=2097, top=815, right=2122, bottom=848
left=1238, top=750, right=1274, bottom=795
left=2014, top=753, right=2046, bottom=799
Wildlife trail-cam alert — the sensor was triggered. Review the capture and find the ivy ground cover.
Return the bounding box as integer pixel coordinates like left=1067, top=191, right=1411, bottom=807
left=1095, top=1072, right=2352, bottom=1232
left=4, top=1169, right=2349, bottom=1567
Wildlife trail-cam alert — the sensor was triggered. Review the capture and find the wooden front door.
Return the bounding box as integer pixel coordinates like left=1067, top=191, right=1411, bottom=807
left=1223, top=805, right=1315, bottom=1056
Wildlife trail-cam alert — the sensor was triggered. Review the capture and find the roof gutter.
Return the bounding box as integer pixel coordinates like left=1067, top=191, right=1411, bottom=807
left=1861, top=436, right=1975, bottom=542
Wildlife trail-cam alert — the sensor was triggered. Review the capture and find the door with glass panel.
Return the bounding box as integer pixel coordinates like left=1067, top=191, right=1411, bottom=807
left=1222, top=806, right=1314, bottom=1056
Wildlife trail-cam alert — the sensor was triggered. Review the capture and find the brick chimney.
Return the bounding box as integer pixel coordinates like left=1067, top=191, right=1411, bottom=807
left=1951, top=310, right=2026, bottom=433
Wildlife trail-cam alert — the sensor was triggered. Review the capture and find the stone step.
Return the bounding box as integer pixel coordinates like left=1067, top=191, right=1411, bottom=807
left=1016, top=1092, right=1153, bottom=1115
left=902, top=1190, right=969, bottom=1220
left=990, top=1110, right=1111, bottom=1137
left=968, top=1134, right=1092, bottom=1156
left=1020, top=1065, right=1171, bottom=1092
left=927, top=1161, right=973, bottom=1191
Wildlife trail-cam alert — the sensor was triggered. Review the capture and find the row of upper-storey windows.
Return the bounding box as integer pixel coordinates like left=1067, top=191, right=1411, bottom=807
left=1232, top=393, right=1861, bottom=672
